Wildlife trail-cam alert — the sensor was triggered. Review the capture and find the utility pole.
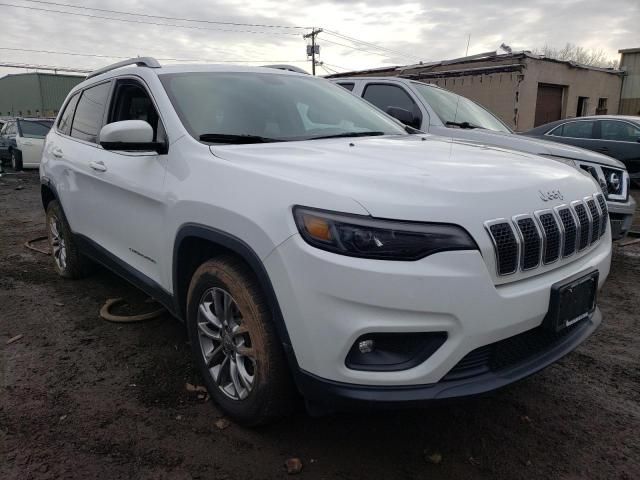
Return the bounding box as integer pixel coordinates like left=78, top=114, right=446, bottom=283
left=303, top=27, right=323, bottom=75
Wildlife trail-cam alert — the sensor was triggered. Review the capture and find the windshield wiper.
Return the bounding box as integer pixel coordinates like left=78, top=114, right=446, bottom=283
left=445, top=121, right=483, bottom=130
left=199, top=133, right=283, bottom=144
left=308, top=131, right=388, bottom=140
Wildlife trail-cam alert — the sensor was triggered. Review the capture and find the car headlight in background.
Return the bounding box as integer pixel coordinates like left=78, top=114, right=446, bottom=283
left=293, top=206, right=478, bottom=260
left=601, top=167, right=625, bottom=197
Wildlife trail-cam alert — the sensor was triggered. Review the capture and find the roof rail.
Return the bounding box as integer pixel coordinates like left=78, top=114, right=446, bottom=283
left=86, top=57, right=161, bottom=80
left=262, top=64, right=308, bottom=74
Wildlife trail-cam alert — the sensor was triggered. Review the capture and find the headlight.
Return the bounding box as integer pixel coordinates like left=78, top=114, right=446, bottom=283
left=293, top=206, right=478, bottom=260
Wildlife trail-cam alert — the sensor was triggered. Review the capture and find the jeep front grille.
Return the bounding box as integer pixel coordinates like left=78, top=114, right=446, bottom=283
left=537, top=212, right=561, bottom=264
left=596, top=194, right=608, bottom=235
left=485, top=193, right=606, bottom=276
left=586, top=198, right=601, bottom=243
left=487, top=222, right=519, bottom=275
left=572, top=202, right=590, bottom=250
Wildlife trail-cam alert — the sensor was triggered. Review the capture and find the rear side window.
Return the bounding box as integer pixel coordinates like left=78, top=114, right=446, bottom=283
left=550, top=121, right=594, bottom=139
left=71, top=82, right=111, bottom=143
left=362, top=83, right=422, bottom=124
left=58, top=92, right=80, bottom=136
left=337, top=82, right=355, bottom=91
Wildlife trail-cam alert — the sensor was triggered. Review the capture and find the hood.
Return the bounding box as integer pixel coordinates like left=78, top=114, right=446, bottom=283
left=211, top=135, right=601, bottom=224
left=432, top=127, right=626, bottom=169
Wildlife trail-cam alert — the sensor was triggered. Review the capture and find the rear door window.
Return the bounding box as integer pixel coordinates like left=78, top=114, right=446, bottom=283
left=71, top=82, right=111, bottom=143
left=19, top=120, right=53, bottom=138
left=551, top=121, right=595, bottom=139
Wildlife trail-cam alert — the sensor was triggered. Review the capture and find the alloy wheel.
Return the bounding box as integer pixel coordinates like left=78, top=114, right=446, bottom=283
left=197, top=287, right=256, bottom=400
left=49, top=215, right=67, bottom=271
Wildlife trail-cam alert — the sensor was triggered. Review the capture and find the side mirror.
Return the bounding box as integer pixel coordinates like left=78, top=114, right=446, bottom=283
left=99, top=120, right=167, bottom=154
left=386, top=106, right=420, bottom=129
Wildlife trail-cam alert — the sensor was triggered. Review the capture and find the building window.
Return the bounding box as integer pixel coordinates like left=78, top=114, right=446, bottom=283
left=576, top=96, right=589, bottom=117
left=596, top=98, right=608, bottom=115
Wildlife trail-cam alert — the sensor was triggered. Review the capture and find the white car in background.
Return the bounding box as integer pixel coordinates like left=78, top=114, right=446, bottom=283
left=0, top=118, right=54, bottom=170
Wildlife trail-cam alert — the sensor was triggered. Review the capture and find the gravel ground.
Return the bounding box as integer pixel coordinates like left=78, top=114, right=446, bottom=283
left=1, top=171, right=639, bottom=480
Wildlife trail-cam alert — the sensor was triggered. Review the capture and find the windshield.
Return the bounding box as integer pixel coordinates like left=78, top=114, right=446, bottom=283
left=412, top=83, right=511, bottom=133
left=19, top=119, right=53, bottom=138
left=160, top=72, right=407, bottom=143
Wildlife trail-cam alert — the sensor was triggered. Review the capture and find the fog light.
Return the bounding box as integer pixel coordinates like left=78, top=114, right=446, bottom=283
left=358, top=339, right=375, bottom=354
left=346, top=332, right=448, bottom=372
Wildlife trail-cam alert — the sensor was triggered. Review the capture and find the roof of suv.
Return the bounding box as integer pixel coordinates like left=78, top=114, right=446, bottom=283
left=77, top=59, right=312, bottom=92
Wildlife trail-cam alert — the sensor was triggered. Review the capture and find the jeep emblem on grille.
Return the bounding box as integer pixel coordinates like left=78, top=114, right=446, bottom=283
left=539, top=189, right=563, bottom=202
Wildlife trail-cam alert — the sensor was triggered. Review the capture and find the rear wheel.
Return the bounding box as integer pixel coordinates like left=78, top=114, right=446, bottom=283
left=11, top=150, right=22, bottom=171
left=186, top=256, right=294, bottom=425
left=46, top=200, right=93, bottom=279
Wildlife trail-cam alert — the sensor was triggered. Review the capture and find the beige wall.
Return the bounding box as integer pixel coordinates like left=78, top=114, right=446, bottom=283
left=422, top=59, right=622, bottom=131
left=418, top=72, right=523, bottom=130
left=517, top=58, right=622, bottom=131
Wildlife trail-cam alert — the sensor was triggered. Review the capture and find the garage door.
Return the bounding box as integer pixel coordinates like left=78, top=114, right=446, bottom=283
left=534, top=84, right=564, bottom=127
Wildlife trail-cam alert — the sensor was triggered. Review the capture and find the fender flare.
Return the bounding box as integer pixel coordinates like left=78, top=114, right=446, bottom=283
left=40, top=176, right=60, bottom=209
left=173, top=223, right=298, bottom=364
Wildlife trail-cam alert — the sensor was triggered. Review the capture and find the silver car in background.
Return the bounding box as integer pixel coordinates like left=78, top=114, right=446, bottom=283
left=331, top=77, right=636, bottom=239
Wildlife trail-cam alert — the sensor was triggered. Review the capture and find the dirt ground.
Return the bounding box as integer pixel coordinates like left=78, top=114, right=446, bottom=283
left=1, top=170, right=639, bottom=480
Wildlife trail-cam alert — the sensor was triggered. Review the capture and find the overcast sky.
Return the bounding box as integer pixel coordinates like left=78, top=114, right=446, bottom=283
left=0, top=0, right=638, bottom=77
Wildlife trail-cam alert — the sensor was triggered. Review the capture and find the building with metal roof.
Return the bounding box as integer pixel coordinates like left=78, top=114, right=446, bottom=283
left=328, top=51, right=625, bottom=132
left=0, top=72, right=84, bottom=118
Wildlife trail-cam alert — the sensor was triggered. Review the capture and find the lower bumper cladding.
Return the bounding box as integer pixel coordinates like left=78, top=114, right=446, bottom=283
left=295, top=309, right=601, bottom=409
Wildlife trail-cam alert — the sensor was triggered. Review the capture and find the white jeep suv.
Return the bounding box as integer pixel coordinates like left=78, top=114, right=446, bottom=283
left=41, top=58, right=611, bottom=425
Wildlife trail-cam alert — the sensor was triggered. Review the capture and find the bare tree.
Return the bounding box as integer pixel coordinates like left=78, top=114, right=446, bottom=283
left=533, top=43, right=619, bottom=69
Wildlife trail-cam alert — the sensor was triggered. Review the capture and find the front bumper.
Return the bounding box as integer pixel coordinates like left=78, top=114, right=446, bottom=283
left=264, top=233, right=611, bottom=392
left=295, top=309, right=600, bottom=407
left=608, top=195, right=636, bottom=240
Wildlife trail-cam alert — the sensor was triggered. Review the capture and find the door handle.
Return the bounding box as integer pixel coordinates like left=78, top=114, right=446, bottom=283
left=89, top=160, right=107, bottom=172
left=52, top=147, right=64, bottom=158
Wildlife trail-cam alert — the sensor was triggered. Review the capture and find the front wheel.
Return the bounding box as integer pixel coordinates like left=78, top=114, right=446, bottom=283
left=186, top=256, right=294, bottom=426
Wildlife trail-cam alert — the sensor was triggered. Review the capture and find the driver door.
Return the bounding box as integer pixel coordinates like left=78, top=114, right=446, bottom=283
left=82, top=77, right=169, bottom=285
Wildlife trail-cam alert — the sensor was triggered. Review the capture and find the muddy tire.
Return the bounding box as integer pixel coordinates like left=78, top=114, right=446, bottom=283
left=186, top=256, right=294, bottom=426
left=46, top=200, right=93, bottom=279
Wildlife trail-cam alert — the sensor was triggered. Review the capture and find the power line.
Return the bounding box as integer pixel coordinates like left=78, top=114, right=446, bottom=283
left=323, top=29, right=420, bottom=58
left=321, top=38, right=401, bottom=58
left=20, top=0, right=310, bottom=30
left=323, top=29, right=423, bottom=61
left=322, top=62, right=350, bottom=72
left=0, top=2, right=302, bottom=36
left=0, top=47, right=306, bottom=64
